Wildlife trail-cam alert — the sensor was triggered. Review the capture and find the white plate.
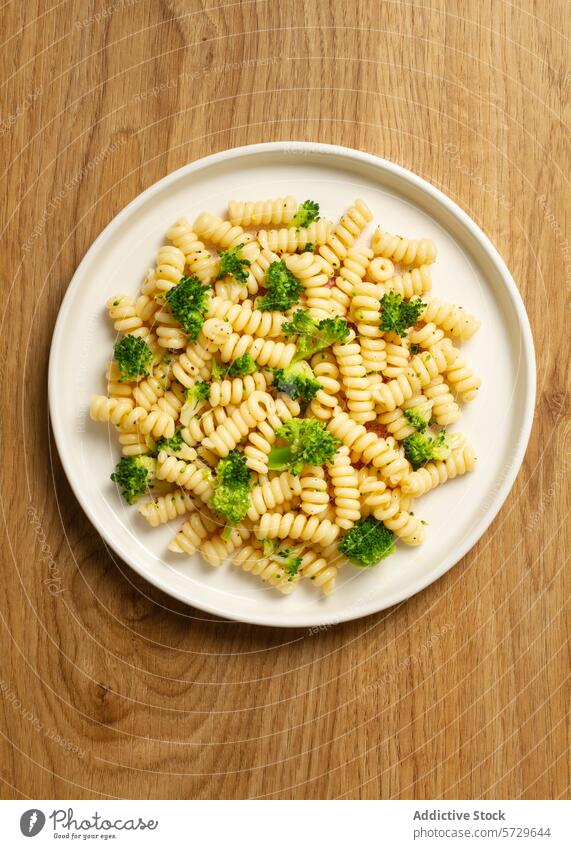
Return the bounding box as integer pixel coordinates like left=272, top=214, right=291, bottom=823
left=48, top=142, right=535, bottom=628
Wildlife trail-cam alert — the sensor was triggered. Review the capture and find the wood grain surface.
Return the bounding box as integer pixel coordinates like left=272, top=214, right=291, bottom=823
left=0, top=0, right=569, bottom=801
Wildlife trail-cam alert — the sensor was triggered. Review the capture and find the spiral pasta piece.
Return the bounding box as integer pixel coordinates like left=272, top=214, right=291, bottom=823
left=328, top=446, right=360, bottom=529
left=423, top=376, right=460, bottom=425
left=154, top=245, right=186, bottom=294
left=367, top=256, right=395, bottom=282
left=104, top=361, right=132, bottom=399
left=256, top=512, right=340, bottom=546
left=206, top=296, right=286, bottom=337
left=171, top=339, right=212, bottom=387
left=216, top=332, right=295, bottom=369
left=372, top=228, right=437, bottom=266
left=357, top=472, right=392, bottom=519
left=408, top=322, right=445, bottom=350
left=420, top=297, right=481, bottom=341
left=328, top=247, right=374, bottom=315
left=244, top=397, right=300, bottom=474
left=299, top=466, right=329, bottom=515
left=228, top=196, right=297, bottom=228
left=209, top=372, right=267, bottom=407
left=257, top=219, right=333, bottom=253
left=168, top=513, right=217, bottom=555
left=202, top=317, right=234, bottom=346
left=131, top=373, right=167, bottom=410
left=332, top=340, right=375, bottom=423
left=106, top=295, right=143, bottom=334
left=155, top=452, right=213, bottom=501
left=155, top=383, right=187, bottom=420
left=201, top=526, right=251, bottom=567
left=193, top=211, right=254, bottom=251
left=327, top=409, right=410, bottom=484
left=247, top=472, right=302, bottom=521
left=401, top=445, right=477, bottom=496
left=136, top=408, right=176, bottom=439
left=154, top=305, right=188, bottom=350
left=318, top=199, right=373, bottom=274
left=232, top=543, right=298, bottom=593
left=285, top=252, right=331, bottom=319
left=383, top=509, right=425, bottom=545
left=138, top=490, right=197, bottom=527
left=89, top=395, right=148, bottom=431
left=444, top=354, right=482, bottom=402
left=383, top=340, right=411, bottom=379
left=180, top=405, right=235, bottom=447
left=376, top=265, right=432, bottom=298
left=298, top=549, right=338, bottom=595
left=116, top=431, right=151, bottom=456
left=372, top=340, right=458, bottom=412
left=309, top=352, right=342, bottom=420
left=202, top=391, right=275, bottom=457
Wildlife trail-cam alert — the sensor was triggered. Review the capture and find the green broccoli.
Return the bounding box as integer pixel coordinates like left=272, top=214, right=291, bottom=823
left=110, top=455, right=155, bottom=504
left=257, top=260, right=303, bottom=312
left=267, top=418, right=340, bottom=475
left=403, top=430, right=465, bottom=469
left=180, top=381, right=211, bottom=420
left=282, top=309, right=350, bottom=362
left=290, top=200, right=320, bottom=228
left=217, top=243, right=251, bottom=283
left=379, top=292, right=425, bottom=338
left=403, top=406, right=430, bottom=432
left=409, top=342, right=421, bottom=355
left=211, top=353, right=257, bottom=380
left=210, top=450, right=252, bottom=539
left=338, top=517, right=396, bottom=567
left=298, top=242, right=315, bottom=253
left=155, top=430, right=184, bottom=455
left=261, top=540, right=302, bottom=581
left=271, top=361, right=321, bottom=406
left=166, top=275, right=211, bottom=340
left=113, top=335, right=152, bottom=382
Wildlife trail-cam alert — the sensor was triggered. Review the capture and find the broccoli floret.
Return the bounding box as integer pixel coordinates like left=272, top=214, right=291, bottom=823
left=267, top=418, right=340, bottom=475
left=409, top=342, right=421, bottom=355
left=403, top=406, right=430, bottom=432
left=210, top=450, right=252, bottom=538
left=155, top=430, right=184, bottom=455
left=210, top=353, right=257, bottom=380
left=110, top=455, right=155, bottom=504
left=298, top=242, right=315, bottom=253
left=227, top=354, right=257, bottom=377
left=113, top=335, right=152, bottom=382
left=192, top=381, right=211, bottom=402
left=282, top=309, right=350, bottom=363
left=271, top=361, right=321, bottom=406
left=166, top=275, right=211, bottom=340
left=379, top=292, right=425, bottom=338
left=402, top=430, right=467, bottom=469
left=257, top=260, right=303, bottom=312
left=277, top=548, right=302, bottom=576
left=261, top=540, right=302, bottom=581
left=290, top=200, right=320, bottom=228
left=217, top=243, right=251, bottom=283
left=339, top=517, right=396, bottom=567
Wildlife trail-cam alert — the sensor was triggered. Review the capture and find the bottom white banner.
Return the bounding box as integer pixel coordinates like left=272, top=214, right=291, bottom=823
left=1, top=800, right=569, bottom=848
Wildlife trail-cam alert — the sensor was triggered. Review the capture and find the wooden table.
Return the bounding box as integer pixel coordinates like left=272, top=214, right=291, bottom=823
left=1, top=0, right=569, bottom=800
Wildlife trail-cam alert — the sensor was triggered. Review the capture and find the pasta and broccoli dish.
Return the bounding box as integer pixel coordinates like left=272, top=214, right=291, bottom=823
left=90, top=194, right=480, bottom=595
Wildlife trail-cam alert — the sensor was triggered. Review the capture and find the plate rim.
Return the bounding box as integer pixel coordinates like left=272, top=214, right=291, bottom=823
left=48, top=140, right=536, bottom=628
